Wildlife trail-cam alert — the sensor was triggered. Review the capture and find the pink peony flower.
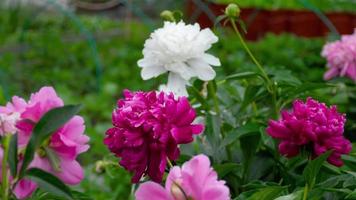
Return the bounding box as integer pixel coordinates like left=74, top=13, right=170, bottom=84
left=104, top=90, right=204, bottom=183
left=266, top=97, right=352, bottom=166
left=0, top=86, right=89, bottom=199
left=322, top=29, right=356, bottom=81
left=135, top=154, right=230, bottom=200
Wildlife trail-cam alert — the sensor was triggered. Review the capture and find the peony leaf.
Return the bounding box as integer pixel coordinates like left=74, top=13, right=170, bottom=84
left=248, top=186, right=288, bottom=200
left=303, top=150, right=332, bottom=189
left=240, top=132, right=261, bottom=183
left=8, top=133, right=18, bottom=177
left=274, top=190, right=303, bottom=200
left=19, top=105, right=81, bottom=178
left=220, top=122, right=261, bottom=148
left=214, top=163, right=242, bottom=178
left=224, top=71, right=262, bottom=81
left=25, top=168, right=73, bottom=200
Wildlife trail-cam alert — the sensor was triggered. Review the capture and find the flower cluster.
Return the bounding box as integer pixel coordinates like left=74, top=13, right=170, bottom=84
left=267, top=97, right=351, bottom=166
left=322, top=30, right=356, bottom=81
left=135, top=154, right=230, bottom=200
left=104, top=90, right=204, bottom=183
left=0, top=86, right=89, bottom=199
left=138, top=21, right=220, bottom=97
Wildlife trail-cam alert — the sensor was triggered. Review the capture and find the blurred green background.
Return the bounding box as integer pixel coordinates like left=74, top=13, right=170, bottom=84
left=0, top=0, right=355, bottom=199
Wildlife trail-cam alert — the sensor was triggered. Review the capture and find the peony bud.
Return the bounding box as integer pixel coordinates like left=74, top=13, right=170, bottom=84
left=160, top=10, right=176, bottom=22
left=225, top=3, right=240, bottom=18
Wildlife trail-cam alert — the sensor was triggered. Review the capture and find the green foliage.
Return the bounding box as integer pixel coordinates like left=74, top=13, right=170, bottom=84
left=8, top=133, right=18, bottom=177
left=25, top=168, right=73, bottom=200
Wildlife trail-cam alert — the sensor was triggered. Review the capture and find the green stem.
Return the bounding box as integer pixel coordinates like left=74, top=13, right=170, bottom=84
left=2, top=134, right=11, bottom=200
left=207, top=81, right=220, bottom=115
left=229, top=18, right=279, bottom=118
left=230, top=19, right=270, bottom=85
left=167, top=158, right=174, bottom=168
left=303, top=183, right=309, bottom=200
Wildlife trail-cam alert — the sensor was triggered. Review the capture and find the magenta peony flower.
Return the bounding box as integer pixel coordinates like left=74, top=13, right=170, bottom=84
left=135, top=154, right=230, bottom=200
left=322, top=30, right=356, bottom=81
left=266, top=97, right=351, bottom=166
left=104, top=90, right=204, bottom=183
left=0, top=86, right=89, bottom=199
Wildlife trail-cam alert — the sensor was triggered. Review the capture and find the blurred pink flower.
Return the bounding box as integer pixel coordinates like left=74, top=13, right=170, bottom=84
left=322, top=30, right=356, bottom=81
left=0, top=86, right=89, bottom=199
left=135, top=154, right=230, bottom=200
left=267, top=97, right=351, bottom=166
left=0, top=112, right=20, bottom=136
left=104, top=90, right=204, bottom=183
left=0, top=96, right=27, bottom=136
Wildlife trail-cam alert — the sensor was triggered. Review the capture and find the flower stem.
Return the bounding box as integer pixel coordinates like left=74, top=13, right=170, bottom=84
left=302, top=183, right=309, bottom=200
left=229, top=19, right=269, bottom=85
left=229, top=18, right=279, bottom=118
left=207, top=81, right=220, bottom=115
left=167, top=158, right=174, bottom=168
left=2, top=134, right=11, bottom=200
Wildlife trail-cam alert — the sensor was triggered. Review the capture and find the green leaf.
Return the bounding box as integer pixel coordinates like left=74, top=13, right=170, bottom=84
left=225, top=72, right=261, bottom=81
left=240, top=132, right=261, bottom=183
left=25, top=168, right=73, bottom=200
left=220, top=123, right=261, bottom=148
left=8, top=133, right=18, bottom=177
left=248, top=186, right=287, bottom=200
left=19, top=105, right=81, bottom=178
left=240, top=85, right=260, bottom=112
left=346, top=189, right=356, bottom=199
left=303, top=151, right=332, bottom=188
left=45, top=147, right=61, bottom=172
left=274, top=190, right=303, bottom=200
left=214, top=15, right=227, bottom=27
left=214, top=163, right=242, bottom=178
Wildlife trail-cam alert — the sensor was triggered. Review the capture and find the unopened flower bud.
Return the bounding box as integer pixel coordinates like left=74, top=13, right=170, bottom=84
left=160, top=10, right=176, bottom=22
left=225, top=3, right=240, bottom=18
left=95, top=160, right=106, bottom=174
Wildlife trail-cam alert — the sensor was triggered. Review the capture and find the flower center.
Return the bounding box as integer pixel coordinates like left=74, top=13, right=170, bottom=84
left=170, top=181, right=193, bottom=200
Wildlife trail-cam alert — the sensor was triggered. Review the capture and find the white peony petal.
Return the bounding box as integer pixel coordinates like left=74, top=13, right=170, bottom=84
left=188, top=59, right=216, bottom=81
left=138, top=21, right=220, bottom=84
left=165, top=62, right=193, bottom=81
left=140, top=65, right=166, bottom=80
left=166, top=73, right=189, bottom=97
left=138, top=58, right=156, bottom=68
left=202, top=53, right=221, bottom=66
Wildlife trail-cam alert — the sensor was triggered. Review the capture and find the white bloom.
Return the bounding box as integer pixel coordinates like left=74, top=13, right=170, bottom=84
left=138, top=21, right=221, bottom=97
left=0, top=112, right=20, bottom=136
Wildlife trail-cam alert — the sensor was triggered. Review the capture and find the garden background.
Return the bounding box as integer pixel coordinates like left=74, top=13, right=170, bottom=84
left=0, top=0, right=355, bottom=199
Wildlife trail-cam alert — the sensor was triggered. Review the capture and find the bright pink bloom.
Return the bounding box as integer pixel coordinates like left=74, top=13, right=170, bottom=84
left=135, top=154, right=230, bottom=200
left=104, top=90, right=204, bottom=183
left=266, top=97, right=351, bottom=166
left=322, top=30, right=356, bottom=81
left=0, top=86, right=89, bottom=199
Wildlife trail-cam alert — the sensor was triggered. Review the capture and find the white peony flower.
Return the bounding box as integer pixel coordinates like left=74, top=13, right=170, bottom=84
left=138, top=21, right=221, bottom=97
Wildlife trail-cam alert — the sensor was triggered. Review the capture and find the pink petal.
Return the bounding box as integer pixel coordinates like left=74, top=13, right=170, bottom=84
left=13, top=179, right=37, bottom=199
left=135, top=182, right=173, bottom=200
